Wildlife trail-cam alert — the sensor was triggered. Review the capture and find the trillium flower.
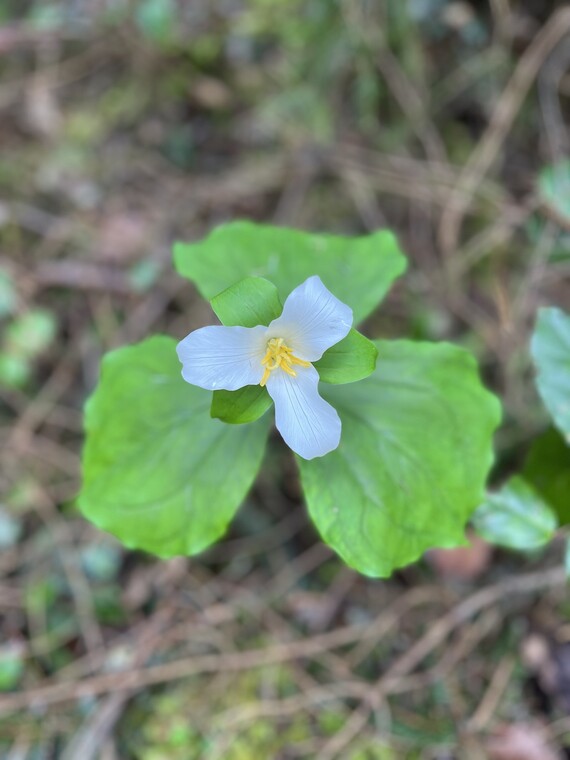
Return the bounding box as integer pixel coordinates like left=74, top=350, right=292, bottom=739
left=176, top=276, right=353, bottom=460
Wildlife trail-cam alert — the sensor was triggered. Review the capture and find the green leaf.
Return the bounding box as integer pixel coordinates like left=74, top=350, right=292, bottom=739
left=538, top=160, right=570, bottom=227
left=523, top=427, right=570, bottom=524
left=526, top=216, right=570, bottom=264
left=211, top=385, right=272, bottom=425
left=210, top=277, right=282, bottom=327
left=315, top=329, right=378, bottom=384
left=5, top=309, right=56, bottom=358
left=174, top=221, right=407, bottom=325
left=135, top=0, right=176, bottom=45
left=531, top=307, right=570, bottom=440
left=0, top=354, right=30, bottom=388
left=0, top=268, right=16, bottom=319
left=0, top=508, right=21, bottom=549
left=0, top=645, right=24, bottom=692
left=79, top=336, right=270, bottom=557
left=298, top=340, right=501, bottom=577
left=472, top=476, right=557, bottom=550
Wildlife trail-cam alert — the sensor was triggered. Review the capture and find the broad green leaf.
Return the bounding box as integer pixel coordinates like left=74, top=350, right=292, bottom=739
left=79, top=336, right=270, bottom=557
left=539, top=160, right=570, bottom=227
left=174, top=221, right=407, bottom=324
left=315, top=329, right=378, bottom=384
left=211, top=277, right=282, bottom=328
left=298, top=340, right=501, bottom=577
left=531, top=307, right=570, bottom=440
left=211, top=385, right=272, bottom=425
left=472, top=476, right=557, bottom=550
left=523, top=427, right=570, bottom=524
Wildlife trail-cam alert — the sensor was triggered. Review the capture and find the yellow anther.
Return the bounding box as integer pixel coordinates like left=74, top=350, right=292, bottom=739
left=259, top=338, right=310, bottom=387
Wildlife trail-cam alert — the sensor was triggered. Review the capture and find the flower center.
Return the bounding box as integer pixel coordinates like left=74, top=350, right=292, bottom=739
left=260, top=338, right=311, bottom=387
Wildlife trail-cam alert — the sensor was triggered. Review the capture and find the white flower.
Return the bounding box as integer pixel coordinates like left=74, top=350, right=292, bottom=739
left=176, top=276, right=353, bottom=460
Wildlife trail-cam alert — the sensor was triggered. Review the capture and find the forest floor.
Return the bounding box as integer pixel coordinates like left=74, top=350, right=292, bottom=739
left=1, top=1, right=570, bottom=758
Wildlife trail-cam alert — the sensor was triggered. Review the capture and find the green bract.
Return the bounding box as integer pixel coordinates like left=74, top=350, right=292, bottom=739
left=209, top=276, right=378, bottom=425
left=211, top=385, right=272, bottom=425
left=78, top=222, right=502, bottom=577
left=211, top=277, right=282, bottom=328
left=314, top=330, right=378, bottom=385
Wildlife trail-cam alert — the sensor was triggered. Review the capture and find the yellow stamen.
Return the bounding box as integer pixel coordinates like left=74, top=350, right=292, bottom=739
left=259, top=337, right=311, bottom=387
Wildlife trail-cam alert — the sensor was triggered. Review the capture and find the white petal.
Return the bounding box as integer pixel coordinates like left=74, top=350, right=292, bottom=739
left=267, top=276, right=353, bottom=361
left=265, top=364, right=341, bottom=460
left=176, top=325, right=267, bottom=391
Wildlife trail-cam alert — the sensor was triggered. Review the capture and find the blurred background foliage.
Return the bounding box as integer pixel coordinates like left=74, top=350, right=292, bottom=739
left=1, top=0, right=570, bottom=757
